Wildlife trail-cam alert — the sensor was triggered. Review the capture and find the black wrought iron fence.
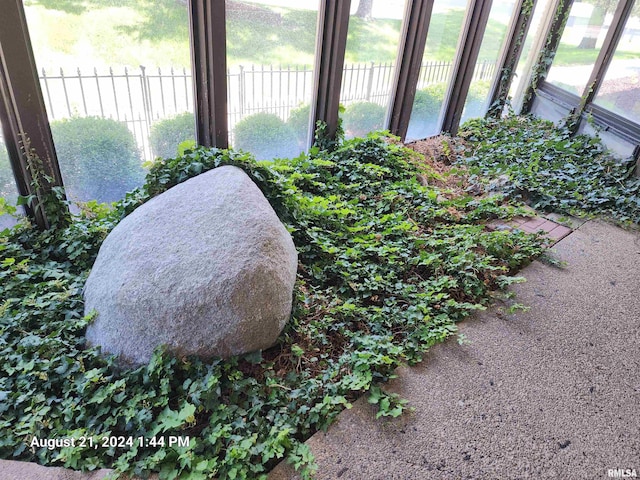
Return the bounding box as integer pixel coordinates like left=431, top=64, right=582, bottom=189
left=38, top=60, right=496, bottom=161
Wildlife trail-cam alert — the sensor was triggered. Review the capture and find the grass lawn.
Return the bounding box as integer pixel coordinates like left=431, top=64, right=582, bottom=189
left=24, top=2, right=192, bottom=70
left=24, top=0, right=516, bottom=70
left=552, top=42, right=638, bottom=66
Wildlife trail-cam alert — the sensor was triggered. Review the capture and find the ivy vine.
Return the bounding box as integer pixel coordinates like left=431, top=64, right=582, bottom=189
left=1, top=132, right=546, bottom=479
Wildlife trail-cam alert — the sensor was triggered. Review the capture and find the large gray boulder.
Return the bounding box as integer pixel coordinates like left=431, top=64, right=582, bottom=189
left=84, top=165, right=297, bottom=365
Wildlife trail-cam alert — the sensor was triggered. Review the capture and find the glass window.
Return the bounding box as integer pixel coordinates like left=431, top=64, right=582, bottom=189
left=509, top=0, right=555, bottom=113
left=593, top=11, right=640, bottom=123
left=406, top=0, right=470, bottom=142
left=340, top=0, right=408, bottom=139
left=546, top=0, right=620, bottom=96
left=0, top=126, right=21, bottom=229
left=226, top=0, right=320, bottom=160
left=459, top=0, right=519, bottom=124
left=24, top=0, right=194, bottom=203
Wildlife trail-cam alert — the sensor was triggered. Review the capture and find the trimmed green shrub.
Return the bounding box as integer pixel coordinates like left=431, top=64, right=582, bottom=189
left=51, top=116, right=144, bottom=204
left=149, top=112, right=195, bottom=160
left=463, top=80, right=491, bottom=120
left=342, top=101, right=386, bottom=138
left=287, top=103, right=312, bottom=147
left=407, top=83, right=448, bottom=140
left=233, top=112, right=300, bottom=160
left=406, top=81, right=491, bottom=141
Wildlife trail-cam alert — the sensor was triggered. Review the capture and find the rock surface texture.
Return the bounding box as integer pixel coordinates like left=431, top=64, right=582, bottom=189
left=84, top=165, right=297, bottom=365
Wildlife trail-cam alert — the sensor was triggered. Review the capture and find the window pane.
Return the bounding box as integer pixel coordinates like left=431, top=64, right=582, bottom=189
left=459, top=0, right=519, bottom=124
left=546, top=0, right=620, bottom=96
left=0, top=125, right=21, bottom=228
left=509, top=0, right=555, bottom=113
left=406, top=0, right=469, bottom=141
left=340, top=0, right=408, bottom=139
left=226, top=0, right=320, bottom=160
left=24, top=0, right=194, bottom=203
left=593, top=12, right=640, bottom=123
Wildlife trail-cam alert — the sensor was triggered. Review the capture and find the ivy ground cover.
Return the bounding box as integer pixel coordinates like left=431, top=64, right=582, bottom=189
left=0, top=133, right=546, bottom=479
left=458, top=115, right=640, bottom=224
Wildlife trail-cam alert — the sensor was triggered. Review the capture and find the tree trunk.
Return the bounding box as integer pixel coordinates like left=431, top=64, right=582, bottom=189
left=355, top=0, right=373, bottom=20
left=578, top=5, right=606, bottom=49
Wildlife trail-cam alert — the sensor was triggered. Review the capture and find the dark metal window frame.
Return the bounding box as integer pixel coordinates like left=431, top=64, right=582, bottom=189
left=526, top=0, right=635, bottom=112
left=572, top=0, right=636, bottom=117
left=311, top=0, right=352, bottom=143
left=0, top=0, right=66, bottom=230
left=486, top=0, right=538, bottom=117
left=520, top=0, right=574, bottom=114
left=189, top=0, right=228, bottom=149
left=440, top=0, right=494, bottom=135
left=585, top=104, right=640, bottom=147
left=526, top=0, right=640, bottom=149
left=537, top=81, right=580, bottom=110
left=3, top=0, right=640, bottom=229
left=387, top=0, right=435, bottom=141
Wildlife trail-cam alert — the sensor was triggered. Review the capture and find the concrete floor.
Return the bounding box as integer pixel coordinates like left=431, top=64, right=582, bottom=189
left=270, top=219, right=640, bottom=480
left=2, top=219, right=639, bottom=479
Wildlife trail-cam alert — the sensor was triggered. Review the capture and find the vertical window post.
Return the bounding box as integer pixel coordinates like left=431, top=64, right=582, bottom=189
left=440, top=0, right=494, bottom=135
left=0, top=0, right=65, bottom=230
left=520, top=0, right=574, bottom=114
left=189, top=0, right=228, bottom=149
left=312, top=0, right=351, bottom=144
left=486, top=0, right=537, bottom=118
left=387, top=0, right=434, bottom=141
left=572, top=0, right=636, bottom=122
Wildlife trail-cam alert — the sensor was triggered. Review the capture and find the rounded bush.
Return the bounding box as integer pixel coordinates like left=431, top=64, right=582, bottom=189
left=463, top=81, right=490, bottom=119
left=233, top=112, right=299, bottom=161
left=51, top=116, right=144, bottom=204
left=149, top=112, right=195, bottom=160
left=412, top=83, right=447, bottom=122
left=406, top=83, right=447, bottom=141
left=342, top=101, right=386, bottom=138
left=287, top=104, right=312, bottom=146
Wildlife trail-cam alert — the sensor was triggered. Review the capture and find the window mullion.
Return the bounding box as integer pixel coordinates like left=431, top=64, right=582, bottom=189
left=0, top=0, right=65, bottom=229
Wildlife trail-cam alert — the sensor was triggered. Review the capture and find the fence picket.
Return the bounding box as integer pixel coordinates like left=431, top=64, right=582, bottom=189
left=41, top=68, right=55, bottom=118
left=60, top=68, right=72, bottom=117
left=39, top=60, right=497, bottom=162
left=182, top=68, right=189, bottom=112
left=77, top=68, right=88, bottom=116
left=94, top=68, right=105, bottom=118
left=109, top=67, right=120, bottom=120
left=158, top=67, right=166, bottom=118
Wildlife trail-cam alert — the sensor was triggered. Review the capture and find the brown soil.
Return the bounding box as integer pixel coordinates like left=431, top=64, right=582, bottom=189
left=404, top=135, right=473, bottom=197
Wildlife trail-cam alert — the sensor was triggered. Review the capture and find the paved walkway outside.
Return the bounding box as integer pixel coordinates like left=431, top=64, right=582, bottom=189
left=270, top=219, right=640, bottom=480
left=2, top=219, right=639, bottom=479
